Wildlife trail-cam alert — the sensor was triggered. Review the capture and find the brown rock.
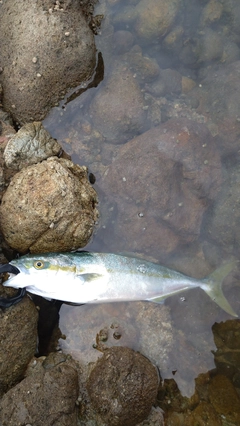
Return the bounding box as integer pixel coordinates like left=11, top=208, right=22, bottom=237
left=99, top=118, right=222, bottom=258
left=185, top=401, right=222, bottom=426
left=89, top=62, right=147, bottom=144
left=134, top=0, right=180, bottom=44
left=0, top=157, right=98, bottom=253
left=209, top=374, right=240, bottom=424
left=0, top=293, right=38, bottom=396
left=87, top=346, right=159, bottom=426
left=0, top=0, right=96, bottom=124
left=0, top=353, right=79, bottom=426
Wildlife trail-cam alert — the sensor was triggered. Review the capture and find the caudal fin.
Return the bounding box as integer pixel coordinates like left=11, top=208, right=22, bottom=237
left=201, top=261, right=238, bottom=317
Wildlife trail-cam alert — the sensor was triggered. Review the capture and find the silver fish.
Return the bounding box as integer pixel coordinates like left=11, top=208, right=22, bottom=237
left=0, top=252, right=238, bottom=316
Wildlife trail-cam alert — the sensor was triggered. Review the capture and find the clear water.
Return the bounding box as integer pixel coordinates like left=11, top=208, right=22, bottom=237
left=43, top=0, right=240, bottom=423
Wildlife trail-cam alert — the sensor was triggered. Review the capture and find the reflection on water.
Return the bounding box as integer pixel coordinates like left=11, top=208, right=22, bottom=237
left=43, top=0, right=240, bottom=423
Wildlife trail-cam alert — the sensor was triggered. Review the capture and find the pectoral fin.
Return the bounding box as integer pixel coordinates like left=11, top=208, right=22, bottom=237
left=76, top=273, right=104, bottom=282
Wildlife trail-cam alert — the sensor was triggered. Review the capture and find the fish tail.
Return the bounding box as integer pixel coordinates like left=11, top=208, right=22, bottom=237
left=201, top=261, right=238, bottom=317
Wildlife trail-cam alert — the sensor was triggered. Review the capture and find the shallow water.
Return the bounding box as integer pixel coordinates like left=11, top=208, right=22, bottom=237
left=44, top=0, right=240, bottom=423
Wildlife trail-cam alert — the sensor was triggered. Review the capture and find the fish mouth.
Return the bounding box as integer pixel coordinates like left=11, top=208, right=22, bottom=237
left=0, top=263, right=26, bottom=308
left=0, top=263, right=20, bottom=275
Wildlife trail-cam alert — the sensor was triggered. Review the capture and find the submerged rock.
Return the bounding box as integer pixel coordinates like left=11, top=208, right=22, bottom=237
left=89, top=62, right=147, bottom=144
left=134, top=0, right=180, bottom=44
left=0, top=157, right=98, bottom=253
left=99, top=117, right=222, bottom=258
left=0, top=353, right=79, bottom=426
left=87, top=346, right=159, bottom=426
left=4, top=122, right=61, bottom=170
left=0, top=0, right=96, bottom=124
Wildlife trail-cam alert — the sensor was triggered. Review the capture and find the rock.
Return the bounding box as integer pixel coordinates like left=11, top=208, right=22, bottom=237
left=0, top=0, right=96, bottom=124
left=185, top=401, right=222, bottom=426
left=59, top=301, right=173, bottom=378
left=187, top=61, right=240, bottom=127
left=139, top=407, right=164, bottom=425
left=212, top=320, right=240, bottom=386
left=87, top=346, right=159, bottom=426
left=89, top=62, right=147, bottom=144
left=203, top=163, right=240, bottom=251
left=0, top=292, right=38, bottom=396
left=146, top=68, right=182, bottom=97
left=122, top=45, right=160, bottom=83
left=133, top=303, right=173, bottom=375
left=4, top=122, right=61, bottom=170
left=208, top=374, right=240, bottom=425
left=113, top=30, right=134, bottom=55
left=200, top=0, right=223, bottom=27
left=134, top=0, right=180, bottom=44
left=196, top=28, right=224, bottom=64
left=99, top=118, right=222, bottom=258
left=0, top=157, right=98, bottom=253
left=0, top=352, right=79, bottom=426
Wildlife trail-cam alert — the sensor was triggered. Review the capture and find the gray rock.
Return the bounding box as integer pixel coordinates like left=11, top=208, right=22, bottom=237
left=87, top=346, right=159, bottom=426
left=0, top=353, right=79, bottom=426
left=0, top=0, right=96, bottom=124
left=99, top=118, right=222, bottom=258
left=0, top=157, right=98, bottom=253
left=134, top=0, right=180, bottom=44
left=204, top=163, right=240, bottom=251
left=4, top=122, right=61, bottom=170
left=89, top=62, right=147, bottom=144
left=0, top=291, right=38, bottom=396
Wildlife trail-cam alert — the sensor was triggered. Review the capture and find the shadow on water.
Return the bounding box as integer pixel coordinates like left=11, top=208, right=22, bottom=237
left=42, top=0, right=240, bottom=423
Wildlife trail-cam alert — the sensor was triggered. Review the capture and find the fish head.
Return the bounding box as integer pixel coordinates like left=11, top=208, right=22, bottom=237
left=2, top=253, right=77, bottom=292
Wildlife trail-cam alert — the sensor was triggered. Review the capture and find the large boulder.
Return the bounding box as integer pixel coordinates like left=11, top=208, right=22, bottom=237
left=99, top=118, right=222, bottom=258
left=0, top=0, right=96, bottom=124
left=0, top=353, right=79, bottom=426
left=87, top=346, right=159, bottom=426
left=0, top=157, right=98, bottom=253
left=0, top=292, right=38, bottom=396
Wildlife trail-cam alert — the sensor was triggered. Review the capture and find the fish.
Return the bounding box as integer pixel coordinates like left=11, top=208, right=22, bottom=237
left=0, top=251, right=238, bottom=316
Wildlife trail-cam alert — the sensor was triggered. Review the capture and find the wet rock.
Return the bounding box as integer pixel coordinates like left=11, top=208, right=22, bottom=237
left=212, top=320, right=240, bottom=386
left=200, top=0, right=223, bottom=27
left=181, top=76, right=196, bottom=94
left=0, top=352, right=79, bottom=426
left=59, top=303, right=140, bottom=366
left=185, top=401, right=222, bottom=426
left=133, top=302, right=173, bottom=375
left=113, top=30, right=134, bottom=55
left=179, top=28, right=223, bottom=67
left=0, top=157, right=98, bottom=253
left=196, top=28, right=224, bottom=64
left=208, top=374, right=240, bottom=425
left=59, top=301, right=173, bottom=383
left=139, top=407, right=164, bottom=425
left=99, top=118, right=222, bottom=258
left=122, top=45, right=160, bottom=83
left=87, top=346, right=159, bottom=426
left=203, top=163, right=240, bottom=251
left=0, top=0, right=96, bottom=124
left=89, top=62, right=147, bottom=144
left=0, top=293, right=38, bottom=396
left=134, top=0, right=180, bottom=44
left=146, top=68, right=182, bottom=97
left=4, top=122, right=61, bottom=170
left=187, top=61, right=240, bottom=127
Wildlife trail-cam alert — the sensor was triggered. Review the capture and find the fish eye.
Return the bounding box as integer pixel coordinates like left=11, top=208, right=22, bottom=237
left=34, top=261, right=44, bottom=269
